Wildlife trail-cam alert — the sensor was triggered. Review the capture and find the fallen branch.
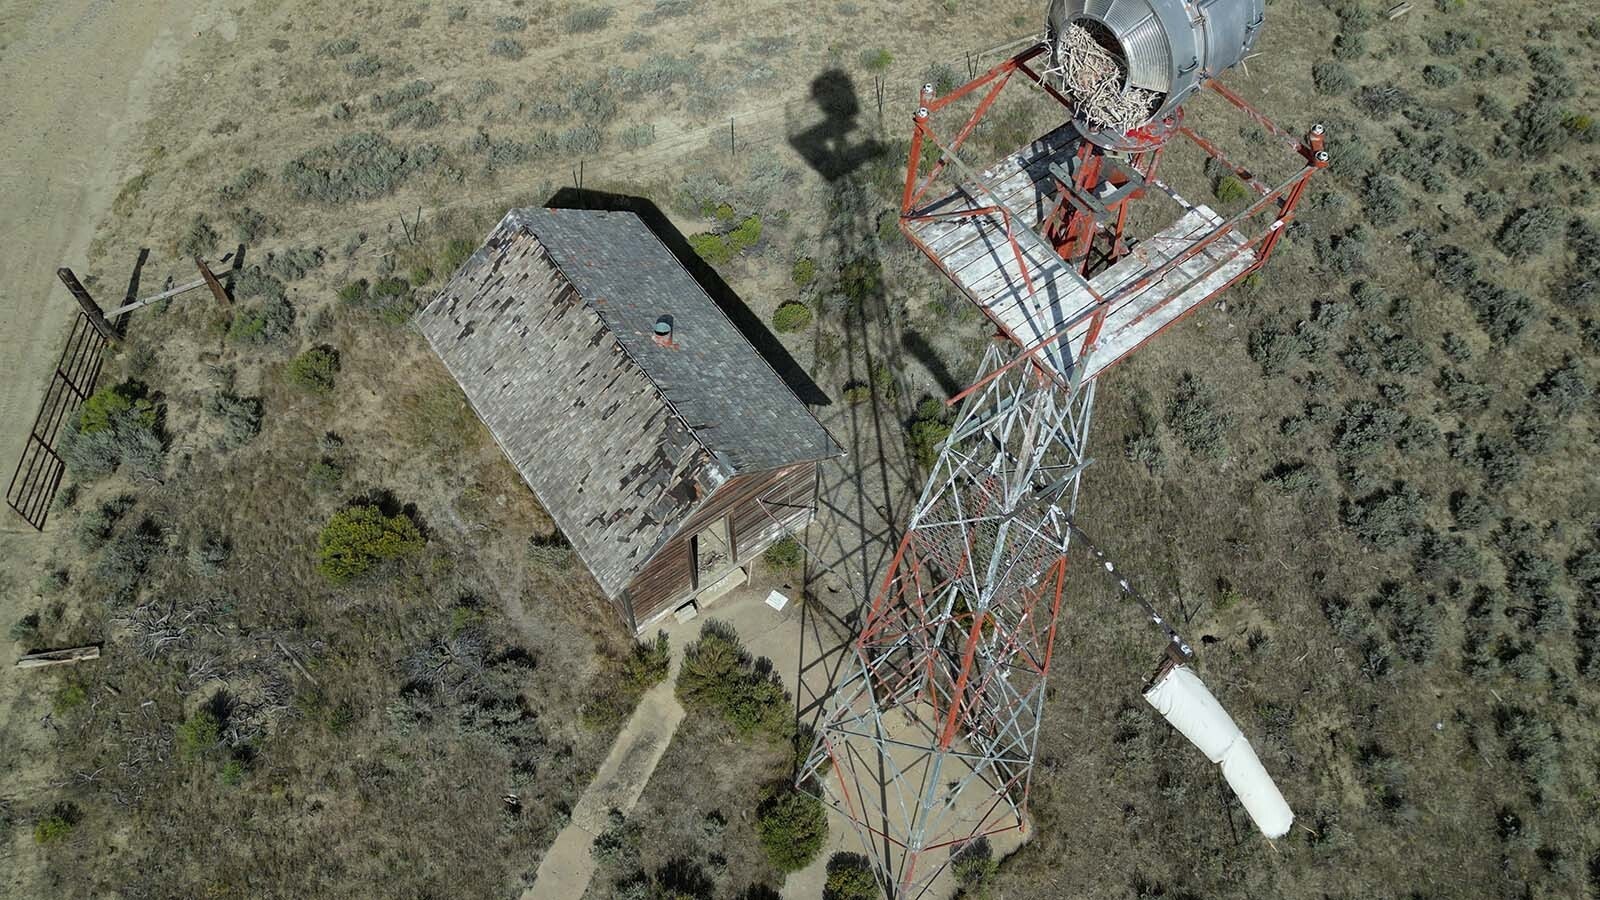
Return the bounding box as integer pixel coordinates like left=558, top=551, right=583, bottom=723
left=16, top=646, right=101, bottom=669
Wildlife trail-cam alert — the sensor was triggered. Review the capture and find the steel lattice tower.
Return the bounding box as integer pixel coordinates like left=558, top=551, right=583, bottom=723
left=799, top=29, right=1325, bottom=897
left=799, top=342, right=1096, bottom=892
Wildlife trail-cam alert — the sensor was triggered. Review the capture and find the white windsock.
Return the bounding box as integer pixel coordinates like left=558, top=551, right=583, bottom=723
left=1143, top=664, right=1294, bottom=839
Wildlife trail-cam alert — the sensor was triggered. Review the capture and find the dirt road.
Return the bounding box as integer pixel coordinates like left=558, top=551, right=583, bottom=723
left=0, top=0, right=230, bottom=529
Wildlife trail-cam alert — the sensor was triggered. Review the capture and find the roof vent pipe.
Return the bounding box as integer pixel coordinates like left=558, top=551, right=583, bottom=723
left=653, top=315, right=675, bottom=348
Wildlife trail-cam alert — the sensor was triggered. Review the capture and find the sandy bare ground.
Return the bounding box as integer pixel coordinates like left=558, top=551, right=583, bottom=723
left=0, top=0, right=231, bottom=532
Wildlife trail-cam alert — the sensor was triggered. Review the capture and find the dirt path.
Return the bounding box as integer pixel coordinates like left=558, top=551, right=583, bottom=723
left=527, top=648, right=688, bottom=899
left=0, top=0, right=230, bottom=531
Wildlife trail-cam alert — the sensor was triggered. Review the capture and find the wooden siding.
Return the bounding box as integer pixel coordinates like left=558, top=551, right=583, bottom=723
left=622, top=461, right=817, bottom=629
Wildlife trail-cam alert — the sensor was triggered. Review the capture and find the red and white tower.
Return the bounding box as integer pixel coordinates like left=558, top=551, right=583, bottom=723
left=800, top=13, right=1327, bottom=895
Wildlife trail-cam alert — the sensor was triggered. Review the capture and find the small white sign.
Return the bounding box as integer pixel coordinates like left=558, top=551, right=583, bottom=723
left=765, top=590, right=790, bottom=612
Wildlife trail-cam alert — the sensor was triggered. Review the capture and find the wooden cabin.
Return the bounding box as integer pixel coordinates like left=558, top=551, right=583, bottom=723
left=416, top=207, right=839, bottom=632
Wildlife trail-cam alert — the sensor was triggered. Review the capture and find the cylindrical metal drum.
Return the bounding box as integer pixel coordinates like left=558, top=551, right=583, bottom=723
left=1047, top=0, right=1264, bottom=141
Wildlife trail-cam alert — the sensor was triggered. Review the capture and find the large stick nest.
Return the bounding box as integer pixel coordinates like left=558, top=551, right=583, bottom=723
left=1048, top=24, right=1162, bottom=132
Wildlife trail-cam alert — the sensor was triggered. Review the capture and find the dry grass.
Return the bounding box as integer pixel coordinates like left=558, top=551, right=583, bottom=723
left=6, top=0, right=1599, bottom=898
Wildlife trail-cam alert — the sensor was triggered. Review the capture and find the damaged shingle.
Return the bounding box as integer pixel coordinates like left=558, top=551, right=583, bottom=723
left=415, top=207, right=839, bottom=599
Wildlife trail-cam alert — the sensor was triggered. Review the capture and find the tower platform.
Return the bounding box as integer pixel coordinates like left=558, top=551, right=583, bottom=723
left=902, top=127, right=1256, bottom=386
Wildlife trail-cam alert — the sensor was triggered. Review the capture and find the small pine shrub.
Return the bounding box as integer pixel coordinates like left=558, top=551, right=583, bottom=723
left=755, top=788, right=827, bottom=873
left=33, top=814, right=74, bottom=845
left=53, top=683, right=87, bottom=715
left=762, top=536, right=803, bottom=570
left=286, top=345, right=341, bottom=394
left=772, top=302, right=813, bottom=333
left=623, top=632, right=671, bottom=689
left=175, top=709, right=221, bottom=760
left=316, top=504, right=426, bottom=584
left=842, top=382, right=871, bottom=405
left=220, top=758, right=248, bottom=786
left=676, top=620, right=792, bottom=740
left=1213, top=174, right=1249, bottom=204
left=726, top=215, right=763, bottom=253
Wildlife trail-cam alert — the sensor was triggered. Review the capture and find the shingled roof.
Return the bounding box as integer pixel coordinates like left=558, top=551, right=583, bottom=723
left=415, top=207, right=839, bottom=598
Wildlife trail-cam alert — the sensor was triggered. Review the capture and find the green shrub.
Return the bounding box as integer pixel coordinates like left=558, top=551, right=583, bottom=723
left=727, top=215, right=763, bottom=252
left=906, top=397, right=951, bottom=469
left=951, top=838, right=998, bottom=896
left=53, top=683, right=87, bottom=715
left=220, top=758, right=248, bottom=786
left=763, top=536, right=803, bottom=570
left=60, top=383, right=163, bottom=479
left=755, top=787, right=827, bottom=873
left=791, top=256, right=817, bottom=287
left=33, top=814, right=74, bottom=845
left=316, top=504, right=426, bottom=583
left=772, top=302, right=813, bottom=333
left=676, top=620, right=792, bottom=739
left=689, top=232, right=731, bottom=265
left=1213, top=175, right=1249, bottom=204
left=824, top=853, right=878, bottom=900
left=623, top=632, right=671, bottom=689
left=176, top=709, right=221, bottom=760
left=79, top=381, right=156, bottom=435
left=493, top=15, right=526, bottom=32
left=286, top=345, right=341, bottom=394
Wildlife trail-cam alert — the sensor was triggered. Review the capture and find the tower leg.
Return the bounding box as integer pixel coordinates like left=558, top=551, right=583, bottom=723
left=801, top=344, right=1097, bottom=897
